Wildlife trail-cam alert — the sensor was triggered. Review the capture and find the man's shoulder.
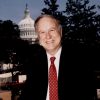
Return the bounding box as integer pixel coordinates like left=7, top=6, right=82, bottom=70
left=29, top=44, right=46, bottom=54
left=26, top=44, right=47, bottom=61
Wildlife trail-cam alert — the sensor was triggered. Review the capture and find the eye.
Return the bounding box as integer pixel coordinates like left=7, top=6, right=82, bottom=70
left=50, top=29, right=55, bottom=32
left=40, top=32, right=45, bottom=34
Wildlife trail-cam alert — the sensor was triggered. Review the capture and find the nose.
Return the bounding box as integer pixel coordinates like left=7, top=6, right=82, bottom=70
left=46, top=32, right=52, bottom=39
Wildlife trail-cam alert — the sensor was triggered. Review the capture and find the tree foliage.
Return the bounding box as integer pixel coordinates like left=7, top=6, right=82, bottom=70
left=42, top=0, right=59, bottom=15
left=0, top=20, right=29, bottom=63
left=64, top=0, right=97, bottom=44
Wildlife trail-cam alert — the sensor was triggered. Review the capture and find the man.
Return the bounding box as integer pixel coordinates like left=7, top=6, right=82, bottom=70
left=19, top=14, right=96, bottom=100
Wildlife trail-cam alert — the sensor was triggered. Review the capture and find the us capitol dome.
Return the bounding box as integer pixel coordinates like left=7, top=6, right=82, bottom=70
left=18, top=4, right=37, bottom=44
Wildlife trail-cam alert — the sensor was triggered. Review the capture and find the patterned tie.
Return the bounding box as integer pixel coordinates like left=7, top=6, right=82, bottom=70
left=49, top=57, right=58, bottom=100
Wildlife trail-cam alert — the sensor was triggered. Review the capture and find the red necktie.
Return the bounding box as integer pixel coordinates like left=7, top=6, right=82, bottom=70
left=49, top=57, right=58, bottom=100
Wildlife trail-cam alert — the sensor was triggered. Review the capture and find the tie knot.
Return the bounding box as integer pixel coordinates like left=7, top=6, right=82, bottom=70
left=50, top=57, right=56, bottom=64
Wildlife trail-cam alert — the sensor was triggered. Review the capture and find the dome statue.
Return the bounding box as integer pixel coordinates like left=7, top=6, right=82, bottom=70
left=18, top=4, right=37, bottom=44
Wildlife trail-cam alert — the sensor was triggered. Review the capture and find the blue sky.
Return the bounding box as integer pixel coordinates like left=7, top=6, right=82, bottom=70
left=0, top=0, right=100, bottom=24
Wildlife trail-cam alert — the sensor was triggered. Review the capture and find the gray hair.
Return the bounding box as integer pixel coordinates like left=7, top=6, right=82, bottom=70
left=34, top=14, right=62, bottom=31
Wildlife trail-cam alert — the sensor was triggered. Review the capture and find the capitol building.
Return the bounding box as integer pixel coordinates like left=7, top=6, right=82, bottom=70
left=18, top=4, right=37, bottom=44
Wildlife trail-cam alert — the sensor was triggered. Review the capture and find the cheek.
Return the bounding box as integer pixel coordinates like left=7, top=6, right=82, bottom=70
left=39, top=36, right=46, bottom=43
left=55, top=33, right=61, bottom=38
left=56, top=35, right=62, bottom=42
left=38, top=34, right=43, bottom=40
left=39, top=34, right=46, bottom=38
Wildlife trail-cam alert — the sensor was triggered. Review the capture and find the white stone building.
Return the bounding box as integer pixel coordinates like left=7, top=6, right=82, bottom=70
left=18, top=4, right=37, bottom=44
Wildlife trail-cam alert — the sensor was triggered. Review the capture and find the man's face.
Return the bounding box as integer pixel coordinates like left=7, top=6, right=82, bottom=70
left=36, top=17, right=62, bottom=55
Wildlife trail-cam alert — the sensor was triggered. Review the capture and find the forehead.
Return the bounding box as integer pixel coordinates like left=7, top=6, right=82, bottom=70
left=37, top=17, right=58, bottom=26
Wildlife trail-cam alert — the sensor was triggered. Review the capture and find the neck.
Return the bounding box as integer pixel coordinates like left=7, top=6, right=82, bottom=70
left=47, top=47, right=61, bottom=56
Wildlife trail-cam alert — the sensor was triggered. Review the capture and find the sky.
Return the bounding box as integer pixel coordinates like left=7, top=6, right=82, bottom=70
left=0, top=0, right=100, bottom=24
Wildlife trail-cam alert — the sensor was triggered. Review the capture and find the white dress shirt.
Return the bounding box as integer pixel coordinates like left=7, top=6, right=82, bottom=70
left=46, top=47, right=62, bottom=100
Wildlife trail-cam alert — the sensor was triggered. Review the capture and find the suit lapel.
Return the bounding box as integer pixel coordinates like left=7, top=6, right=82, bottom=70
left=58, top=47, right=65, bottom=100
left=58, top=46, right=70, bottom=100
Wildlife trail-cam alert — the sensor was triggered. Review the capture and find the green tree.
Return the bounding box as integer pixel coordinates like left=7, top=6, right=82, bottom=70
left=42, top=0, right=59, bottom=15
left=96, top=5, right=100, bottom=39
left=0, top=20, right=29, bottom=64
left=64, top=0, right=98, bottom=46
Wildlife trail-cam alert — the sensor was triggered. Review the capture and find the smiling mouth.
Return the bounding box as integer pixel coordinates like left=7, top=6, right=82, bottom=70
left=46, top=40, right=54, bottom=44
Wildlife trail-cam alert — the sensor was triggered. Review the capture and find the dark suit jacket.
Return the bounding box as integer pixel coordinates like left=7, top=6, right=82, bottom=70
left=19, top=44, right=96, bottom=100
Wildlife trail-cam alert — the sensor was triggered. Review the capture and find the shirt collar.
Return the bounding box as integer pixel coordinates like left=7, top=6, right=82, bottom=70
left=47, top=47, right=62, bottom=60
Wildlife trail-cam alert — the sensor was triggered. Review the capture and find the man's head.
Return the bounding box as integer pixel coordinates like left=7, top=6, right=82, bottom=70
left=34, top=14, right=62, bottom=55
